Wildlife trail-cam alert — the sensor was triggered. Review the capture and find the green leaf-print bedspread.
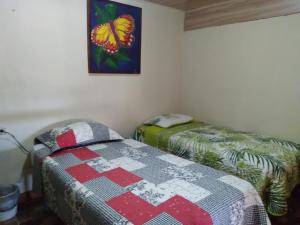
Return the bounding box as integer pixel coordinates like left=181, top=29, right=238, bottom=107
left=134, top=122, right=300, bottom=216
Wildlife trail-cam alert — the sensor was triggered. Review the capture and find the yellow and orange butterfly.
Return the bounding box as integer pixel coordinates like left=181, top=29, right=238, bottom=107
left=91, top=15, right=135, bottom=55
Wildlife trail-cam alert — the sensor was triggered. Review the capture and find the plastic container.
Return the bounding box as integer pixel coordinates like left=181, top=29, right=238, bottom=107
left=0, top=185, right=19, bottom=222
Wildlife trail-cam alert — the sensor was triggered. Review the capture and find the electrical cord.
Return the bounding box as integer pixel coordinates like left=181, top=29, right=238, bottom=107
left=0, top=129, right=31, bottom=154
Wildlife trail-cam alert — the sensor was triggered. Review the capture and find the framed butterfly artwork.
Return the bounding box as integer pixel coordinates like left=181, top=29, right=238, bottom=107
left=87, top=0, right=142, bottom=74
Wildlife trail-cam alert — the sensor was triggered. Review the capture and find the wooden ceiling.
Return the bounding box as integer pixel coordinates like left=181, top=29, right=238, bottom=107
left=144, top=0, right=300, bottom=31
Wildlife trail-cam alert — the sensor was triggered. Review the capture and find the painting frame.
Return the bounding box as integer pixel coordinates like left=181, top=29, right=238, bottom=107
left=87, top=0, right=142, bottom=75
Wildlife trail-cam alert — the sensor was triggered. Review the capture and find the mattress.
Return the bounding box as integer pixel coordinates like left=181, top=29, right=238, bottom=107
left=134, top=121, right=300, bottom=216
left=32, top=139, right=270, bottom=225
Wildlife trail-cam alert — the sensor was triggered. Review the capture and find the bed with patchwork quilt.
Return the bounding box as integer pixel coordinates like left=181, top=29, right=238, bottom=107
left=31, top=121, right=270, bottom=225
left=134, top=119, right=300, bottom=217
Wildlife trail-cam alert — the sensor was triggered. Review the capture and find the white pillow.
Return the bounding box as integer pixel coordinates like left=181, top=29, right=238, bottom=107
left=144, top=114, right=193, bottom=128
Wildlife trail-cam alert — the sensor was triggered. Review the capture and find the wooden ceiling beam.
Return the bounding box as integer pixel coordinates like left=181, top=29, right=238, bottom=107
left=185, top=0, right=300, bottom=30
left=143, top=0, right=300, bottom=31
left=184, top=0, right=231, bottom=11
left=144, top=0, right=232, bottom=10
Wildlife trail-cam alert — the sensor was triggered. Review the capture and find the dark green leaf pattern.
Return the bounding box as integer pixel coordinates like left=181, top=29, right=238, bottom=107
left=113, top=50, right=131, bottom=62
left=95, top=47, right=105, bottom=67
left=105, top=57, right=118, bottom=70
left=136, top=122, right=300, bottom=216
left=105, top=3, right=117, bottom=20
left=225, top=148, right=285, bottom=177
left=94, top=4, right=111, bottom=24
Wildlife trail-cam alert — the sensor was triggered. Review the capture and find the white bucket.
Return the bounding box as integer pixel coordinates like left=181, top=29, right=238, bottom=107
left=0, top=185, right=19, bottom=222
left=0, top=205, right=17, bottom=221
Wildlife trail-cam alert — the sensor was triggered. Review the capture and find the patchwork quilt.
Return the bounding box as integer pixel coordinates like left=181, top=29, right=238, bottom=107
left=32, top=139, right=270, bottom=225
left=134, top=122, right=300, bottom=216
left=36, top=121, right=123, bottom=152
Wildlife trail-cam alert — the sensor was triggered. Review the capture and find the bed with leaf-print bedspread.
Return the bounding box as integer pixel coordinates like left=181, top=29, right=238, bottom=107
left=134, top=121, right=300, bottom=216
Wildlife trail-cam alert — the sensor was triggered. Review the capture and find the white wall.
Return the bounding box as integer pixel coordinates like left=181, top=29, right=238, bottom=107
left=181, top=14, right=300, bottom=143
left=0, top=0, right=184, bottom=185
left=2, top=0, right=300, bottom=188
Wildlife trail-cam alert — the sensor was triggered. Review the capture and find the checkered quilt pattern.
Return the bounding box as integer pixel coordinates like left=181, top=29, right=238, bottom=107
left=32, top=139, right=270, bottom=225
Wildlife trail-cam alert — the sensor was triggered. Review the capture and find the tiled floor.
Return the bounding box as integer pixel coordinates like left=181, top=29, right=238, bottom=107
left=1, top=185, right=300, bottom=225
left=0, top=201, right=64, bottom=225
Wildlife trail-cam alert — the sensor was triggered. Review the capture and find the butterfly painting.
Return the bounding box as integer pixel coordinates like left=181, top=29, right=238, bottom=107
left=87, top=0, right=142, bottom=74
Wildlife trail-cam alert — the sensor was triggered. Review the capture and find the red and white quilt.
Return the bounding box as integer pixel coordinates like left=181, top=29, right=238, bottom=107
left=32, top=139, right=270, bottom=225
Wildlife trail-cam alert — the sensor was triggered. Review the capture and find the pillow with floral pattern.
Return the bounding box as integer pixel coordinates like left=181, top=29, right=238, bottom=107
left=36, top=121, right=123, bottom=153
